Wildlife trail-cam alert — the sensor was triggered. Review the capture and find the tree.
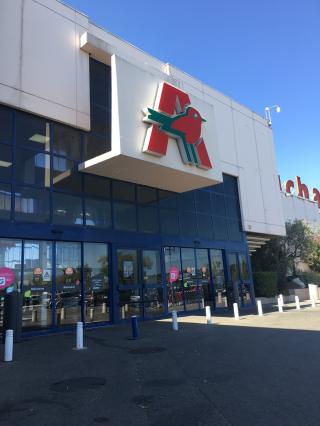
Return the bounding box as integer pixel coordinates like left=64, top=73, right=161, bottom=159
left=251, top=220, right=313, bottom=293
left=285, top=220, right=313, bottom=275
left=251, top=235, right=288, bottom=293
left=307, top=231, right=320, bottom=273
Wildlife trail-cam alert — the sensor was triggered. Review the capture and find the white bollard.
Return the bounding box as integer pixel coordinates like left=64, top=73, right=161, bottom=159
left=172, top=310, right=178, bottom=331
left=205, top=306, right=213, bottom=324
left=89, top=308, right=94, bottom=321
left=279, top=294, right=284, bottom=306
left=102, top=303, right=106, bottom=314
left=278, top=298, right=283, bottom=313
left=257, top=300, right=263, bottom=316
left=4, top=329, right=13, bottom=362
left=233, top=303, right=239, bottom=320
left=311, top=297, right=316, bottom=308
left=40, top=292, right=48, bottom=323
left=75, top=321, right=84, bottom=350
left=295, top=295, right=300, bottom=310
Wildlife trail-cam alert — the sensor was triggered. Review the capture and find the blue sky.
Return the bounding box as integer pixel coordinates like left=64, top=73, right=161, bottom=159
left=67, top=0, right=320, bottom=191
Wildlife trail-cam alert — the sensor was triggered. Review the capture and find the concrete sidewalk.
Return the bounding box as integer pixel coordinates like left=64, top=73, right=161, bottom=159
left=1, top=305, right=320, bottom=426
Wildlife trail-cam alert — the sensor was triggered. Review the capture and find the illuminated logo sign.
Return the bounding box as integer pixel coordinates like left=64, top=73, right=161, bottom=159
left=279, top=175, right=320, bottom=209
left=143, top=82, right=212, bottom=169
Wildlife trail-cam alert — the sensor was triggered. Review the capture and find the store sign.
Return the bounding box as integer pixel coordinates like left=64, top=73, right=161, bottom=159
left=279, top=175, right=320, bottom=208
left=169, top=266, right=179, bottom=284
left=0, top=267, right=15, bottom=290
left=43, top=270, right=51, bottom=282
left=143, top=82, right=212, bottom=170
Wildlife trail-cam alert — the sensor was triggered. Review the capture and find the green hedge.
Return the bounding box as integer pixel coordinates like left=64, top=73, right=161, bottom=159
left=253, top=271, right=278, bottom=297
left=299, top=271, right=320, bottom=286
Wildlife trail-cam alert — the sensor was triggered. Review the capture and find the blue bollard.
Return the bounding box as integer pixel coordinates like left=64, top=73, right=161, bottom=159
left=131, top=315, right=139, bottom=339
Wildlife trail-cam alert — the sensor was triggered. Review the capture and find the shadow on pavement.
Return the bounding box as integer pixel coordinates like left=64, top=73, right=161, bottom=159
left=0, top=315, right=319, bottom=426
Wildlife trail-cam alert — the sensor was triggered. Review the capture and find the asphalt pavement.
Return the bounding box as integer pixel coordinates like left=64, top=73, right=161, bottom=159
left=1, top=303, right=320, bottom=426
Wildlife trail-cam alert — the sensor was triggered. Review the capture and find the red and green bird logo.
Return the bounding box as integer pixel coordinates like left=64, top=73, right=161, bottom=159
left=143, top=82, right=212, bottom=169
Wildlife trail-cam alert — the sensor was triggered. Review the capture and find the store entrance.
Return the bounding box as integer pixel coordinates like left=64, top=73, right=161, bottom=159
left=116, top=248, right=164, bottom=320
left=21, top=240, right=110, bottom=332
left=227, top=252, right=251, bottom=307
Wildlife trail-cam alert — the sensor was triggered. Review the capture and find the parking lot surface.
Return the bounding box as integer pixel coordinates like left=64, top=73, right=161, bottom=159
left=1, top=303, right=320, bottom=425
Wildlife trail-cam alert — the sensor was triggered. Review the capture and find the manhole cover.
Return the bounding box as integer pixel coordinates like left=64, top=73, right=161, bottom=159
left=50, top=377, right=106, bottom=393
left=132, top=395, right=155, bottom=408
left=128, top=347, right=166, bottom=355
left=144, top=378, right=185, bottom=387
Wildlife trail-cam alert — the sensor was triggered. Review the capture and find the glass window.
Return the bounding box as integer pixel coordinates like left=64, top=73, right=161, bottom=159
left=52, top=156, right=82, bottom=193
left=223, top=174, right=238, bottom=196
left=114, top=203, right=137, bottom=232
left=195, top=190, right=212, bottom=213
left=179, top=211, right=197, bottom=237
left=53, top=124, right=81, bottom=160
left=197, top=214, right=214, bottom=240
left=213, top=216, right=228, bottom=241
left=142, top=250, right=161, bottom=285
left=52, top=192, right=83, bottom=225
left=158, top=190, right=177, bottom=209
left=137, top=186, right=157, bottom=205
left=210, top=249, right=227, bottom=308
left=228, top=220, right=242, bottom=241
left=83, top=133, right=110, bottom=160
left=84, top=243, right=109, bottom=323
left=0, top=238, right=22, bottom=326
left=210, top=182, right=224, bottom=194
left=0, top=238, right=22, bottom=294
left=138, top=206, right=158, bottom=233
left=16, top=148, right=50, bottom=187
left=113, top=181, right=135, bottom=202
left=56, top=242, right=82, bottom=326
left=0, top=144, right=12, bottom=180
left=84, top=175, right=111, bottom=198
left=90, top=58, right=111, bottom=109
left=15, top=186, right=50, bottom=223
left=117, top=249, right=138, bottom=285
left=160, top=209, right=179, bottom=235
left=91, top=104, right=111, bottom=137
left=181, top=248, right=199, bottom=310
left=239, top=254, right=249, bottom=281
left=164, top=247, right=184, bottom=313
left=144, top=287, right=164, bottom=317
left=196, top=249, right=211, bottom=308
left=0, top=183, right=11, bottom=220
left=22, top=241, right=52, bottom=330
left=0, top=106, right=13, bottom=144
left=16, top=112, right=50, bottom=151
left=225, top=196, right=241, bottom=219
left=85, top=198, right=111, bottom=228
left=228, top=253, right=239, bottom=283
left=212, top=193, right=226, bottom=216
left=178, top=191, right=195, bottom=211
left=119, top=289, right=141, bottom=319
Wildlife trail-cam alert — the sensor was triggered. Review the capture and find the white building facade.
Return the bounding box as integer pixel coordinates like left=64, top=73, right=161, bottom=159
left=0, top=0, right=295, bottom=334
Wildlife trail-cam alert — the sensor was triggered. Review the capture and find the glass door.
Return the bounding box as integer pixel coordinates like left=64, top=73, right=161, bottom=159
left=238, top=253, right=252, bottom=306
left=117, top=248, right=141, bottom=320
left=164, top=247, right=184, bottom=313
left=116, top=248, right=164, bottom=320
left=22, top=240, right=53, bottom=330
left=227, top=253, right=241, bottom=306
left=181, top=248, right=199, bottom=311
left=55, top=241, right=82, bottom=326
left=84, top=243, right=110, bottom=324
left=195, top=249, right=212, bottom=308
left=142, top=249, right=163, bottom=318
left=210, top=249, right=228, bottom=308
